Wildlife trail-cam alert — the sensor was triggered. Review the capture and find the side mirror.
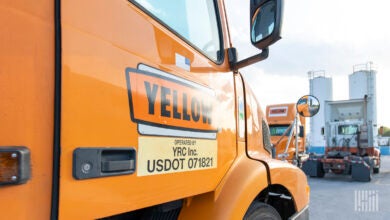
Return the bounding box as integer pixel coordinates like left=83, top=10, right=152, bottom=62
left=299, top=125, right=304, bottom=138
left=250, top=0, right=283, bottom=49
left=230, top=0, right=283, bottom=70
left=296, top=95, right=320, bottom=117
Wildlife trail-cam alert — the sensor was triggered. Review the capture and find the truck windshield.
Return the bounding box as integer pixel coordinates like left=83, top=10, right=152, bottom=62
left=338, top=125, right=358, bottom=135
left=132, top=0, right=222, bottom=62
left=269, top=125, right=291, bottom=136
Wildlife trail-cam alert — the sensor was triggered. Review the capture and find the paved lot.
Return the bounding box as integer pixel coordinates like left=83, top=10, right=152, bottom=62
left=308, top=156, right=390, bottom=220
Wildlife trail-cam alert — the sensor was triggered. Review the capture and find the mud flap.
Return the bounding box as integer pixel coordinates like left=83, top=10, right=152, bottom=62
left=351, top=162, right=371, bottom=182
left=302, top=159, right=324, bottom=178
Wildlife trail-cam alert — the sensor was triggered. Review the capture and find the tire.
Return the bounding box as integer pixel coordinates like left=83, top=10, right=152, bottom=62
left=374, top=156, right=380, bottom=174
left=244, top=202, right=282, bottom=220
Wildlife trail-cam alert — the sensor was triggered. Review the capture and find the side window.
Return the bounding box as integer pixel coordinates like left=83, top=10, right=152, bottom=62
left=133, top=0, right=222, bottom=62
left=246, top=90, right=271, bottom=155
left=262, top=119, right=272, bottom=154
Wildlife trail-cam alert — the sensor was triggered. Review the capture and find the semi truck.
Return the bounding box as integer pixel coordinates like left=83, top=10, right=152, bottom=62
left=266, top=103, right=307, bottom=165
left=303, top=97, right=381, bottom=182
left=0, top=0, right=310, bottom=219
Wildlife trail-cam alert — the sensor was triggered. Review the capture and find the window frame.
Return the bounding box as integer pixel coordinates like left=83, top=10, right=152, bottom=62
left=129, top=0, right=225, bottom=65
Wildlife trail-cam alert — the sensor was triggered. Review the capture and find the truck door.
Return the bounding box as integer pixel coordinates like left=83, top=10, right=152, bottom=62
left=58, top=0, right=237, bottom=219
left=0, top=1, right=54, bottom=219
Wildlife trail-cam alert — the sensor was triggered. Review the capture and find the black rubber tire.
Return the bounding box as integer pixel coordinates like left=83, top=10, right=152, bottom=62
left=244, top=202, right=282, bottom=220
left=373, top=156, right=380, bottom=174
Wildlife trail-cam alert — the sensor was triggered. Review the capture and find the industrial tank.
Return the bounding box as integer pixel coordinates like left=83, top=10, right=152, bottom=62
left=309, top=71, right=333, bottom=149
left=349, top=62, right=378, bottom=145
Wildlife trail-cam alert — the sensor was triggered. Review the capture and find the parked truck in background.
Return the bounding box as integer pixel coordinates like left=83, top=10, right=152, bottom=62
left=266, top=103, right=307, bottom=165
left=0, top=0, right=310, bottom=219
left=303, top=97, right=381, bottom=182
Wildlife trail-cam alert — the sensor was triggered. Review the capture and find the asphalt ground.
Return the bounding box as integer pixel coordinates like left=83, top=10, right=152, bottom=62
left=308, top=156, right=390, bottom=220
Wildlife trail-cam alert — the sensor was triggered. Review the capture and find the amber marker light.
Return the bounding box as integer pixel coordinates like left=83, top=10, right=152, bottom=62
left=0, top=147, right=30, bottom=185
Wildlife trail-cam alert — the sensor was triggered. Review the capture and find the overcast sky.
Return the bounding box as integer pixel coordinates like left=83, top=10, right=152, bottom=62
left=225, top=0, right=390, bottom=127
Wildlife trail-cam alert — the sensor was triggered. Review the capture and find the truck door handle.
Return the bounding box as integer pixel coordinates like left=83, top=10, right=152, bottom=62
left=73, top=148, right=136, bottom=180
left=101, top=149, right=136, bottom=173
left=101, top=159, right=135, bottom=172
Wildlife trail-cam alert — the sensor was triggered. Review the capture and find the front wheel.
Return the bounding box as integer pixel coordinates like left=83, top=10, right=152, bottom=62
left=244, top=202, right=281, bottom=220
left=374, top=156, right=380, bottom=174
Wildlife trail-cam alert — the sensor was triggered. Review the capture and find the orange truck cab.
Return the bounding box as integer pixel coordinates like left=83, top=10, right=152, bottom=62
left=266, top=104, right=306, bottom=163
left=0, top=0, right=309, bottom=219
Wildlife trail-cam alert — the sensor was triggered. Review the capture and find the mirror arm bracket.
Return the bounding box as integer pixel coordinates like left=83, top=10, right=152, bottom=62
left=230, top=47, right=269, bottom=71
